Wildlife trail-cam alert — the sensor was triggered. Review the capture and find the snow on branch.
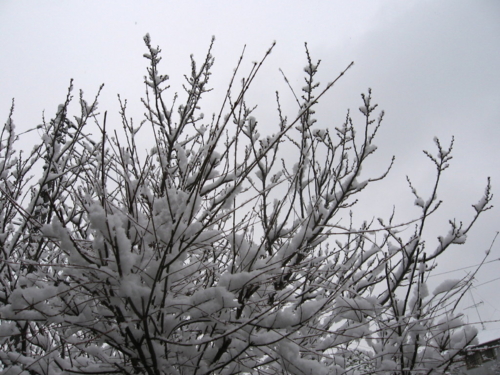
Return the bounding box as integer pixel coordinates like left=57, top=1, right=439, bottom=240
left=0, top=35, right=489, bottom=375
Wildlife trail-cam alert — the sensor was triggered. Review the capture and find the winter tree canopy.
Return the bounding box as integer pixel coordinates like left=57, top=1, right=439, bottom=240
left=0, top=35, right=493, bottom=375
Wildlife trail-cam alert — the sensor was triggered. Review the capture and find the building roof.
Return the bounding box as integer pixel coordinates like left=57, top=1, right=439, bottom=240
left=476, top=329, right=500, bottom=346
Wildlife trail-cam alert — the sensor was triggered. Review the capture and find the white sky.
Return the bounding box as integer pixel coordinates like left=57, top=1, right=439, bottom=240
left=1, top=0, right=500, bottom=333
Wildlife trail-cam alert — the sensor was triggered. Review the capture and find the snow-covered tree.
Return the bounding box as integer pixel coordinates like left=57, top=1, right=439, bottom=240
left=0, top=35, right=492, bottom=375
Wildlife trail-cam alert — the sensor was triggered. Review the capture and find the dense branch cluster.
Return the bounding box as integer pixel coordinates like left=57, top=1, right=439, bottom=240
left=0, top=35, right=492, bottom=375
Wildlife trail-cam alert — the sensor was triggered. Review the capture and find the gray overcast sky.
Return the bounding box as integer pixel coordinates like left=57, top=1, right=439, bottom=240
left=1, top=1, right=500, bottom=336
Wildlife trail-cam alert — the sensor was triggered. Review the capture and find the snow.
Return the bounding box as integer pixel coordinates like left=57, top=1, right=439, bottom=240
left=0, top=322, right=20, bottom=342
left=359, top=105, right=368, bottom=115
left=433, top=279, right=460, bottom=295
left=473, top=194, right=489, bottom=213
left=218, top=270, right=263, bottom=291
left=414, top=197, right=425, bottom=208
